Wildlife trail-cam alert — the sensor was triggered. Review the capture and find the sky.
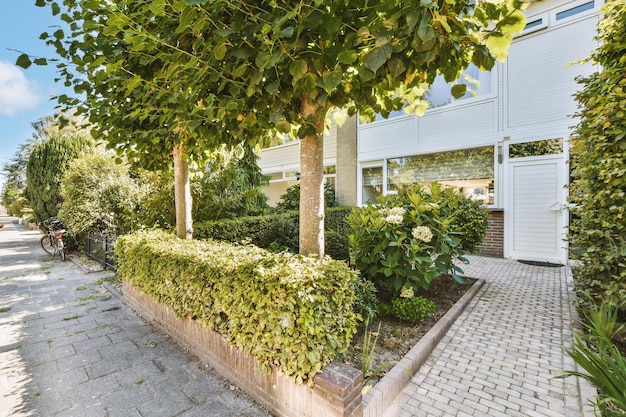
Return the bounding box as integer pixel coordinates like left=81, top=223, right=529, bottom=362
left=0, top=1, right=72, bottom=185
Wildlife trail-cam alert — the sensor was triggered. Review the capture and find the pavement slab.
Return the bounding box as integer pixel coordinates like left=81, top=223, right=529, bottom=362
left=0, top=213, right=272, bottom=417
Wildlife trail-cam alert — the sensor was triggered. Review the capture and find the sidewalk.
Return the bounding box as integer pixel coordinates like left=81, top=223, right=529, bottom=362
left=0, top=213, right=271, bottom=417
left=383, top=256, right=596, bottom=417
left=1, top=210, right=596, bottom=417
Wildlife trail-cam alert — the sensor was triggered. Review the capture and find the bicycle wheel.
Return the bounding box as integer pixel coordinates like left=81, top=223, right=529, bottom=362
left=40, top=235, right=55, bottom=254
left=58, top=240, right=66, bottom=261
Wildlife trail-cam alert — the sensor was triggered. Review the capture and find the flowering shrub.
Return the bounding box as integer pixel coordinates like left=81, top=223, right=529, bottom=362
left=347, top=183, right=467, bottom=295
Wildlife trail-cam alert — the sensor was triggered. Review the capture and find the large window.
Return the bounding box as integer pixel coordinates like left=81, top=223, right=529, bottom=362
left=362, top=166, right=383, bottom=204
left=387, top=146, right=495, bottom=205
left=426, top=64, right=492, bottom=109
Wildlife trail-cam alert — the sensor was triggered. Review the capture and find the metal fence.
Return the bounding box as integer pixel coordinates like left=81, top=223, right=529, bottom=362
left=85, top=231, right=117, bottom=270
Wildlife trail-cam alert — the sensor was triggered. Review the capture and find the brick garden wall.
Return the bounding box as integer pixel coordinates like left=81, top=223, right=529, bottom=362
left=476, top=209, right=504, bottom=257
left=123, top=282, right=363, bottom=417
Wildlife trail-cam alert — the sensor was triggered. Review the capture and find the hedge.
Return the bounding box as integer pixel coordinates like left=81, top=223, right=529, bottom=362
left=194, top=206, right=353, bottom=259
left=116, top=229, right=358, bottom=383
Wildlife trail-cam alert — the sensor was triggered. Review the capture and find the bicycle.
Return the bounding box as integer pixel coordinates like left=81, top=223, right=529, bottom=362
left=39, top=217, right=67, bottom=261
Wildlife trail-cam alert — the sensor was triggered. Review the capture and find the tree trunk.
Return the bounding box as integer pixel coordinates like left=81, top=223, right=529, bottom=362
left=173, top=142, right=193, bottom=239
left=299, top=99, right=326, bottom=257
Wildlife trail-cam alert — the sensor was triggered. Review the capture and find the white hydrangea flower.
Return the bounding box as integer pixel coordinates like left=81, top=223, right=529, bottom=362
left=399, top=285, right=414, bottom=299
left=412, top=226, right=433, bottom=243
left=384, top=207, right=405, bottom=224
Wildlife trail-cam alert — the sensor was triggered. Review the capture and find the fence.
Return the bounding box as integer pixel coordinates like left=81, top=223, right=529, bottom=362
left=85, top=231, right=117, bottom=270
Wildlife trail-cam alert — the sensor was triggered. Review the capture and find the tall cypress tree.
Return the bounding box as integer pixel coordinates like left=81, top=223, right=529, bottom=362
left=26, top=134, right=95, bottom=222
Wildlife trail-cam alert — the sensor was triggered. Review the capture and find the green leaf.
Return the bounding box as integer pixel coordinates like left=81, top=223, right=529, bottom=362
left=485, top=34, right=512, bottom=61
left=451, top=84, right=467, bottom=99
left=53, top=29, right=64, bottom=40
left=151, top=0, right=167, bottom=16
left=322, top=69, right=342, bottom=91
left=363, top=42, right=393, bottom=73
left=15, top=54, right=32, bottom=69
left=51, top=2, right=61, bottom=15
left=337, top=50, right=357, bottom=65
left=289, top=60, right=308, bottom=81
left=214, top=44, right=227, bottom=61
left=33, top=58, right=48, bottom=66
left=35, top=0, right=45, bottom=6
left=418, top=16, right=436, bottom=42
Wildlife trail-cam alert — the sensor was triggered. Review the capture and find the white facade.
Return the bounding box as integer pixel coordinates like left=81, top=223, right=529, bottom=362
left=258, top=0, right=601, bottom=264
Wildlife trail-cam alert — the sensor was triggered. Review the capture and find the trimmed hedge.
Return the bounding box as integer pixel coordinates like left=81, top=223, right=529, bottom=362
left=194, top=206, right=353, bottom=260
left=116, top=229, right=358, bottom=383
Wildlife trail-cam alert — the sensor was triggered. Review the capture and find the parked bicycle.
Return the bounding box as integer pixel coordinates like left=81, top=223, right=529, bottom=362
left=39, top=217, right=67, bottom=261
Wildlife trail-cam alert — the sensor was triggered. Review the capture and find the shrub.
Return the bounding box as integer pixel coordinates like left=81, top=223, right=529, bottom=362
left=392, top=296, right=436, bottom=324
left=568, top=1, right=626, bottom=304
left=25, top=133, right=95, bottom=222
left=276, top=182, right=338, bottom=212
left=116, top=229, right=358, bottom=383
left=455, top=197, right=489, bottom=253
left=352, top=275, right=379, bottom=324
left=195, top=206, right=353, bottom=260
left=347, top=183, right=466, bottom=295
left=325, top=230, right=349, bottom=261
left=560, top=300, right=626, bottom=415
left=59, top=151, right=143, bottom=235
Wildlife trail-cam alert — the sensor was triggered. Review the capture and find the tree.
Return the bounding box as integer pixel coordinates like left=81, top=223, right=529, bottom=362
left=25, top=133, right=94, bottom=222
left=569, top=1, right=626, bottom=304
left=26, top=0, right=525, bottom=255
left=194, top=145, right=270, bottom=222
left=58, top=151, right=144, bottom=235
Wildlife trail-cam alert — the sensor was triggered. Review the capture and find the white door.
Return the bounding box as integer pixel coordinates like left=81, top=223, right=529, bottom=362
left=506, top=156, right=566, bottom=264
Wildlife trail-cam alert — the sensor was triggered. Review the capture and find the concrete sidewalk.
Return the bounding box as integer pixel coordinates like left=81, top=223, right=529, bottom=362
left=383, top=256, right=596, bottom=417
left=0, top=213, right=271, bottom=417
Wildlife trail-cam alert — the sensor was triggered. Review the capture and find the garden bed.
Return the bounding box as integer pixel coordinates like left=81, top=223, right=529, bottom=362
left=344, top=275, right=477, bottom=387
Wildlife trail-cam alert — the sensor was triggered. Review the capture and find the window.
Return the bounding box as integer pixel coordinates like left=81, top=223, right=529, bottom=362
left=362, top=166, right=383, bottom=204
left=509, top=138, right=563, bottom=158
left=556, top=1, right=594, bottom=21
left=426, top=64, right=492, bottom=109
left=387, top=146, right=495, bottom=205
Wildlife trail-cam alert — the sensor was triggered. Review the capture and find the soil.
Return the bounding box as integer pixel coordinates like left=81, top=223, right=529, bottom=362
left=342, top=275, right=476, bottom=386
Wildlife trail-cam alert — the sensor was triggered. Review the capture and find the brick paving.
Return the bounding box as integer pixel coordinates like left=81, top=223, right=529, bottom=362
left=383, top=256, right=596, bottom=417
left=0, top=213, right=271, bottom=417
left=1, top=209, right=597, bottom=417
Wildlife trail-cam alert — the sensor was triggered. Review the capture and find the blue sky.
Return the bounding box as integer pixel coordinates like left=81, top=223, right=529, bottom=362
left=0, top=1, right=71, bottom=185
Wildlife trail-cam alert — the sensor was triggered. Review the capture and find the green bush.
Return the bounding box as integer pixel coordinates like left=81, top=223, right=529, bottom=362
left=392, top=296, right=436, bottom=324
left=455, top=197, right=489, bottom=253
left=116, top=229, right=358, bottom=383
left=560, top=300, right=626, bottom=415
left=59, top=151, right=143, bottom=235
left=25, top=133, right=95, bottom=222
left=194, top=206, right=353, bottom=259
left=347, top=183, right=467, bottom=295
left=568, top=1, right=626, bottom=305
left=276, top=182, right=338, bottom=212
left=325, top=230, right=349, bottom=261
left=352, top=275, right=379, bottom=324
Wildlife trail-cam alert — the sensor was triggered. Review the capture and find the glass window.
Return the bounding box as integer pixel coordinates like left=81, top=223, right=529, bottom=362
left=509, top=138, right=563, bottom=158
left=387, top=146, right=495, bottom=205
left=362, top=167, right=383, bottom=204
left=556, top=1, right=594, bottom=21
left=426, top=64, right=492, bottom=109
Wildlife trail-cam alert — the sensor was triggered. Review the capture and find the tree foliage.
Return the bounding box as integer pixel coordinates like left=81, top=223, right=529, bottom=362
left=25, top=133, right=95, bottom=222
left=569, top=0, right=626, bottom=305
left=27, top=0, right=526, bottom=253
left=58, top=151, right=144, bottom=235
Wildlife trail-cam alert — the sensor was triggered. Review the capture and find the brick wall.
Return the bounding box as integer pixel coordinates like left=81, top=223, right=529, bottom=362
left=476, top=209, right=504, bottom=257
left=123, top=282, right=363, bottom=417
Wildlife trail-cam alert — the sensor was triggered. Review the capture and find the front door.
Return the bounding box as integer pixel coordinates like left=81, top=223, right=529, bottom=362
left=506, top=156, right=566, bottom=264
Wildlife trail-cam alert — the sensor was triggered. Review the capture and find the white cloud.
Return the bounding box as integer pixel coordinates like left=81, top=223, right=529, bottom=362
left=0, top=60, right=42, bottom=117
